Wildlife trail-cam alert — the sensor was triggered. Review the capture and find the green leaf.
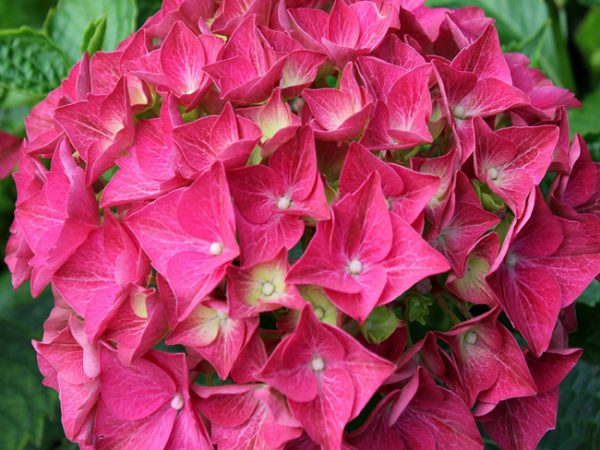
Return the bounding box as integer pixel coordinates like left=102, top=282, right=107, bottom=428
left=539, top=360, right=600, bottom=449
left=569, top=87, right=600, bottom=138
left=45, top=0, right=137, bottom=61
left=406, top=292, right=433, bottom=325
left=0, top=318, right=57, bottom=450
left=0, top=28, right=71, bottom=96
left=588, top=139, right=600, bottom=163
left=0, top=89, right=41, bottom=136
left=424, top=0, right=573, bottom=89
left=360, top=306, right=400, bottom=344
left=136, top=0, right=162, bottom=27
left=0, top=103, right=30, bottom=136
left=0, top=0, right=57, bottom=29
left=578, top=0, right=600, bottom=6
left=578, top=280, right=600, bottom=308
left=0, top=273, right=54, bottom=336
left=81, top=15, right=107, bottom=56
left=575, top=8, right=600, bottom=80
left=571, top=303, right=600, bottom=365
left=0, top=273, right=59, bottom=450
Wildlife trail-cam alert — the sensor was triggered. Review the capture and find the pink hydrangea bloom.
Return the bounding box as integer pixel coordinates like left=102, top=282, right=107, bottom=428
left=3, top=1, right=597, bottom=448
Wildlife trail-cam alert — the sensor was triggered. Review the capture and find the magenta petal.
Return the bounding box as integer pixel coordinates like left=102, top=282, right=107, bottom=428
left=490, top=265, right=561, bottom=357
left=94, top=399, right=177, bottom=450
left=327, top=325, right=395, bottom=417
left=167, top=300, right=258, bottom=379
left=165, top=404, right=212, bottom=450
left=286, top=220, right=364, bottom=295
left=159, top=22, right=219, bottom=106
left=349, top=369, right=483, bottom=450
left=258, top=306, right=345, bottom=403
left=379, top=213, right=450, bottom=305
left=451, top=25, right=512, bottom=83
left=0, top=131, right=21, bottom=178
left=127, top=163, right=238, bottom=320
left=326, top=263, right=388, bottom=322
left=99, top=347, right=176, bottom=421
left=440, top=310, right=536, bottom=407
left=386, top=65, right=433, bottom=143
left=288, top=367, right=354, bottom=450
left=15, top=140, right=99, bottom=296
left=478, top=390, right=559, bottom=450
left=53, top=213, right=149, bottom=341
left=456, top=78, right=529, bottom=118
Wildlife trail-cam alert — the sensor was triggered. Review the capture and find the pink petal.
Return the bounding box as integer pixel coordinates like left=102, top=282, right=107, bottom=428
left=127, top=163, right=238, bottom=320
left=451, top=25, right=512, bottom=83
left=99, top=347, right=177, bottom=421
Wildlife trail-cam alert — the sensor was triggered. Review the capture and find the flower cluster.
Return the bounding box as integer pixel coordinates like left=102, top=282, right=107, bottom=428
left=4, top=0, right=599, bottom=449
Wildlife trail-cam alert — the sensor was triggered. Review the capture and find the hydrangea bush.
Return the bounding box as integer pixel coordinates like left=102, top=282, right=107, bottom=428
left=4, top=0, right=600, bottom=448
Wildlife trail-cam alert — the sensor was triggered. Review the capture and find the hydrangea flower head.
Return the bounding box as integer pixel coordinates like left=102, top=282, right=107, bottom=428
left=3, top=0, right=598, bottom=448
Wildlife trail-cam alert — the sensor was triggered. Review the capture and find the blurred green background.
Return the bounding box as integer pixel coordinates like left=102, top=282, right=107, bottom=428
left=0, top=0, right=598, bottom=448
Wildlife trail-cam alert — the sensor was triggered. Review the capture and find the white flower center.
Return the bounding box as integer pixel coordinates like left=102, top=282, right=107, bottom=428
left=465, top=331, right=478, bottom=345
left=311, top=356, right=325, bottom=372
left=209, top=242, right=224, bottom=256
left=171, top=393, right=184, bottom=410
left=453, top=105, right=467, bottom=119
left=277, top=196, right=291, bottom=210
left=261, top=281, right=275, bottom=297
left=348, top=258, right=363, bottom=276
left=487, top=167, right=499, bottom=181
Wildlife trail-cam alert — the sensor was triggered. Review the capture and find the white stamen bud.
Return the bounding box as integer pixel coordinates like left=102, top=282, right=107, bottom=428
left=453, top=105, right=467, bottom=119
left=261, top=281, right=275, bottom=297
left=171, top=393, right=184, bottom=410
left=209, top=242, right=224, bottom=256
left=277, top=196, right=291, bottom=210
left=348, top=258, right=363, bottom=276
left=465, top=331, right=478, bottom=345
left=488, top=167, right=499, bottom=181
left=311, top=356, right=325, bottom=372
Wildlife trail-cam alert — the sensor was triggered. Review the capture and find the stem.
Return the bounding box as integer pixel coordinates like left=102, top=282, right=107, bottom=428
left=433, top=292, right=461, bottom=324
left=441, top=291, right=473, bottom=320
left=404, top=320, right=414, bottom=347
left=453, top=299, right=473, bottom=320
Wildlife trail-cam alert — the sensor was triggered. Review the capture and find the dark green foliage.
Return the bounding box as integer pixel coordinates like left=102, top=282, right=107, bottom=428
left=540, top=360, right=600, bottom=449
left=0, top=275, right=57, bottom=450
left=0, top=28, right=71, bottom=95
